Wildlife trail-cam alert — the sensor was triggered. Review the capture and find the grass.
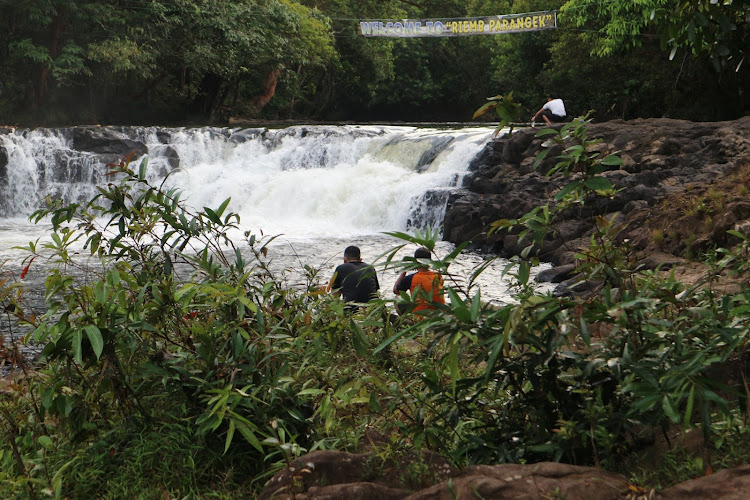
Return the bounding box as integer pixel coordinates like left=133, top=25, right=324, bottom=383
left=622, top=410, right=750, bottom=492
left=650, top=228, right=665, bottom=247
left=48, top=420, right=257, bottom=499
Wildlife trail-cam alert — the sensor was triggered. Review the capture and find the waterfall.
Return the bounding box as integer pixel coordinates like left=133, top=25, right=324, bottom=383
left=0, top=125, right=494, bottom=236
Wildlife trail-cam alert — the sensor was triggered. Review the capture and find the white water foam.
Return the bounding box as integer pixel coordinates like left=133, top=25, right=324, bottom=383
left=141, top=125, right=495, bottom=237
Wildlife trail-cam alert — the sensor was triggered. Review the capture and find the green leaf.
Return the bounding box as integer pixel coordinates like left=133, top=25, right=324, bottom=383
left=297, top=388, right=326, bottom=396
left=138, top=157, right=148, bottom=180
left=84, top=325, right=104, bottom=360
left=443, top=241, right=470, bottom=263
left=351, top=318, right=369, bottom=356
left=469, top=291, right=482, bottom=322
left=373, top=323, right=420, bottom=354
left=726, top=230, right=746, bottom=240
left=224, top=420, right=236, bottom=454
left=662, top=395, right=680, bottom=423
left=448, top=289, right=471, bottom=323
left=535, top=128, right=557, bottom=137
left=484, top=334, right=506, bottom=380
left=583, top=177, right=614, bottom=191
left=38, top=435, right=54, bottom=449
left=600, top=155, right=623, bottom=166
left=238, top=296, right=258, bottom=314
left=632, top=394, right=659, bottom=411
left=554, top=181, right=582, bottom=200
left=473, top=100, right=499, bottom=119
left=236, top=423, right=264, bottom=453
left=517, top=261, right=530, bottom=285
left=448, top=340, right=459, bottom=395
left=72, top=329, right=83, bottom=365
left=579, top=318, right=591, bottom=347
left=369, top=392, right=381, bottom=412
left=683, top=386, right=695, bottom=427
left=216, top=197, right=231, bottom=218
left=204, top=207, right=222, bottom=225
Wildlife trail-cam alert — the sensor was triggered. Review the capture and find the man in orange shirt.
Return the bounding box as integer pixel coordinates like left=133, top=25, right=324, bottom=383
left=393, top=247, right=445, bottom=315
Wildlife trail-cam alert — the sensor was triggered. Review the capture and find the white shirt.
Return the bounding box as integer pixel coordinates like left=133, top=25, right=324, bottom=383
left=543, top=99, right=566, bottom=117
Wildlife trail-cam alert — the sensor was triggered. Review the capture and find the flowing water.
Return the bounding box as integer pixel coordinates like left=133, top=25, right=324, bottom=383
left=0, top=124, right=553, bottom=350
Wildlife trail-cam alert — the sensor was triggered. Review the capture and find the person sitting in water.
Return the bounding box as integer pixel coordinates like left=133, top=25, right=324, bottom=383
left=392, top=246, right=445, bottom=315
left=328, top=245, right=380, bottom=310
left=532, top=96, right=567, bottom=125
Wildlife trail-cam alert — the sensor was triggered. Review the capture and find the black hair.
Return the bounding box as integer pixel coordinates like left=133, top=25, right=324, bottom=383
left=344, top=245, right=361, bottom=260
left=414, top=247, right=431, bottom=260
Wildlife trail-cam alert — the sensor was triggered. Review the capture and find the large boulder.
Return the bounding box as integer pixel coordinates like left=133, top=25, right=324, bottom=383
left=658, top=465, right=750, bottom=499
left=259, top=449, right=750, bottom=500
left=71, top=126, right=148, bottom=163
left=258, top=449, right=454, bottom=500
left=258, top=452, right=631, bottom=500
left=406, top=462, right=630, bottom=500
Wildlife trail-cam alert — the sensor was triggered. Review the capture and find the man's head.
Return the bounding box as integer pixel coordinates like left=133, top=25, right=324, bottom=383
left=343, top=245, right=361, bottom=262
left=414, top=247, right=431, bottom=260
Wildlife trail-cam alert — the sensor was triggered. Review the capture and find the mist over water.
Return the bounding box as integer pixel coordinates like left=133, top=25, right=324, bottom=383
left=0, top=124, right=552, bottom=307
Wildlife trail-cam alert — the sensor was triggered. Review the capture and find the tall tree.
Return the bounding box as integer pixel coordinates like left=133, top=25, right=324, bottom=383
left=561, top=0, right=749, bottom=71
left=0, top=0, right=337, bottom=124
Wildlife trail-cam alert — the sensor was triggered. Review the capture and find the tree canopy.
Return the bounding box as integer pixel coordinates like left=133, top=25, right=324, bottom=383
left=0, top=0, right=747, bottom=124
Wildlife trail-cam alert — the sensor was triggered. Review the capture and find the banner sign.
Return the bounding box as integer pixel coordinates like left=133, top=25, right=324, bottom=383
left=359, top=11, right=556, bottom=38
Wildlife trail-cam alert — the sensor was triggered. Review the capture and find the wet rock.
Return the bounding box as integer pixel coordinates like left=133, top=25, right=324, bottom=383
left=0, top=144, right=7, bottom=184
left=658, top=464, right=750, bottom=500
left=71, top=126, right=148, bottom=163
left=259, top=454, right=631, bottom=500
left=406, top=462, right=629, bottom=500
left=536, top=264, right=577, bottom=283
left=258, top=449, right=455, bottom=500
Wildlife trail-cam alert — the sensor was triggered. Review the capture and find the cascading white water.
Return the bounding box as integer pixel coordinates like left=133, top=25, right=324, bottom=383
left=1, top=129, right=103, bottom=218
left=1, top=125, right=493, bottom=236
left=141, top=125, right=493, bottom=236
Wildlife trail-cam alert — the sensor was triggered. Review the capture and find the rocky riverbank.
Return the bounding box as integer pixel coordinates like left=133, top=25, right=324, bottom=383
left=443, top=116, right=750, bottom=291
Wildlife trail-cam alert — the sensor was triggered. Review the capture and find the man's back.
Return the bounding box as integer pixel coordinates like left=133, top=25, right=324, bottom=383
left=396, top=269, right=444, bottom=312
left=332, top=261, right=380, bottom=303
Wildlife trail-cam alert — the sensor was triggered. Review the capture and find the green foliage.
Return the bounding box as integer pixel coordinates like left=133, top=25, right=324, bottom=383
left=0, top=0, right=746, bottom=123
left=2, top=118, right=750, bottom=497
left=372, top=115, right=750, bottom=473
left=561, top=0, right=749, bottom=71
left=0, top=0, right=338, bottom=123
left=473, top=92, right=523, bottom=137
left=3, top=155, right=360, bottom=497
left=716, top=230, right=750, bottom=276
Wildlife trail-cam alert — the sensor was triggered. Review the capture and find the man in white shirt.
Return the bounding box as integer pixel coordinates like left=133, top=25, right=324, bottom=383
left=532, top=97, right=567, bottom=125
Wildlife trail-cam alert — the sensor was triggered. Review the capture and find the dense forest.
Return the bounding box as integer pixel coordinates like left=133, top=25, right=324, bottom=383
left=1, top=0, right=748, bottom=126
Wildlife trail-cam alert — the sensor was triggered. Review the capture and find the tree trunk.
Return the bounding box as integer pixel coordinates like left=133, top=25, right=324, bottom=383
left=209, top=78, right=235, bottom=124
left=251, top=68, right=281, bottom=113
left=190, top=73, right=224, bottom=122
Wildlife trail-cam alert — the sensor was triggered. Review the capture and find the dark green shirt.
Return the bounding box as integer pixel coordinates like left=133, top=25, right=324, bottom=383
left=331, top=261, right=380, bottom=304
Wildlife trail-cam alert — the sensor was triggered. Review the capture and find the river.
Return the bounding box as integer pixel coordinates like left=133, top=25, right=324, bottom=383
left=0, top=124, right=553, bottom=354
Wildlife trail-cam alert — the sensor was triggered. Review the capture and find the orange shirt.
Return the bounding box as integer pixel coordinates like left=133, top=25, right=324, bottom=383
left=408, top=270, right=445, bottom=312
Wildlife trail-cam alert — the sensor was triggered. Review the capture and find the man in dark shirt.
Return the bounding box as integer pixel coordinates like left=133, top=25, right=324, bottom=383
left=328, top=246, right=380, bottom=308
